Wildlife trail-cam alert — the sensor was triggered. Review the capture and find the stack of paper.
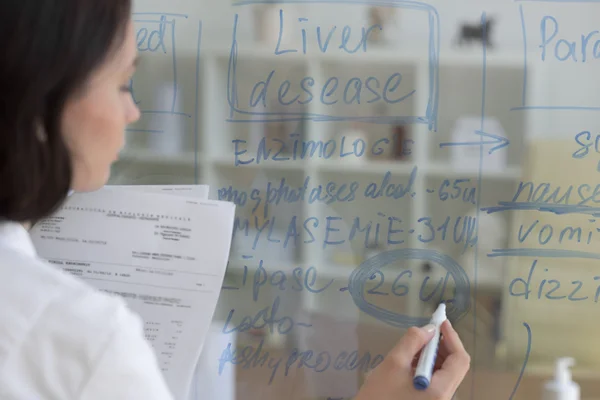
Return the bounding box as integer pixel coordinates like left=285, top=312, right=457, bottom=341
left=28, top=185, right=235, bottom=400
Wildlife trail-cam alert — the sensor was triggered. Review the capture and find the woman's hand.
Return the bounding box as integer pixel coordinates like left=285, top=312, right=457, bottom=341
left=355, top=320, right=470, bottom=400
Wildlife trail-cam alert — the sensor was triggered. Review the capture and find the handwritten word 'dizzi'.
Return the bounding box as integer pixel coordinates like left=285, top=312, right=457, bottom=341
left=510, top=260, right=600, bottom=303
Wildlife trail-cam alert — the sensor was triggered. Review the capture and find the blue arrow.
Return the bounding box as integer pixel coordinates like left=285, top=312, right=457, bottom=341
left=439, top=129, right=509, bottom=154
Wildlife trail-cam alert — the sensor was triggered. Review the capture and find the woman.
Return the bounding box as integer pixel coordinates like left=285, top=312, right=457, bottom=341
left=0, top=1, right=470, bottom=399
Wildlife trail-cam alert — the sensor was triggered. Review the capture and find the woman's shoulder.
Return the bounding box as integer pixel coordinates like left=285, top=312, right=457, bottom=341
left=0, top=242, right=134, bottom=334
left=0, top=244, right=148, bottom=397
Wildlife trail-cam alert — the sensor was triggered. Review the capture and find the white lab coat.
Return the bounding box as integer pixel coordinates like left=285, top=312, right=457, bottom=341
left=0, top=220, right=175, bottom=399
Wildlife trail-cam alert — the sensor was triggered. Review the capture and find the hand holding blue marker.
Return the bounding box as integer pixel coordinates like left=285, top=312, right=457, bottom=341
left=414, top=303, right=447, bottom=390
left=353, top=301, right=469, bottom=400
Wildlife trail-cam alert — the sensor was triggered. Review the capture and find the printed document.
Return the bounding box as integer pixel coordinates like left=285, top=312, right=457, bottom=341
left=28, top=186, right=235, bottom=400
left=111, top=184, right=210, bottom=199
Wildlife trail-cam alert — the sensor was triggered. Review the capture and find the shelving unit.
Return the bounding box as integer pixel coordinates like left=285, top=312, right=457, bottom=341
left=110, top=41, right=529, bottom=327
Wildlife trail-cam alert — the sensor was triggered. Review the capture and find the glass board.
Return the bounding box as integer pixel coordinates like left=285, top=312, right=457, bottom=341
left=110, top=0, right=600, bottom=398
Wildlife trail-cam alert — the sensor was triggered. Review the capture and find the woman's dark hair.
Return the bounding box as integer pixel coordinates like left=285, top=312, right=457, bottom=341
left=0, top=0, right=132, bottom=223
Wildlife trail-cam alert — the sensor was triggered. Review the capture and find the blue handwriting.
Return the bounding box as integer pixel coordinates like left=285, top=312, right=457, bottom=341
left=245, top=69, right=415, bottom=109
left=273, top=9, right=382, bottom=55
left=481, top=179, right=600, bottom=216
left=222, top=296, right=312, bottom=336
left=219, top=171, right=417, bottom=218
left=509, top=260, right=600, bottom=303
left=225, top=259, right=459, bottom=307
left=539, top=15, right=600, bottom=63
left=231, top=213, right=477, bottom=251
left=136, top=15, right=169, bottom=53
left=225, top=4, right=440, bottom=130
left=359, top=269, right=457, bottom=305
left=232, top=133, right=413, bottom=165
left=438, top=179, right=477, bottom=204
left=218, top=338, right=384, bottom=385
left=348, top=248, right=471, bottom=328
left=517, top=219, right=598, bottom=246
left=573, top=130, right=600, bottom=172
left=226, top=260, right=334, bottom=301
left=219, top=175, right=475, bottom=216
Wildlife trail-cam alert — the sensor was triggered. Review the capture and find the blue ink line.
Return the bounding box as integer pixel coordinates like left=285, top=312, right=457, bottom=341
left=480, top=14, right=487, bottom=133
left=171, top=19, right=178, bottom=113
left=471, top=12, right=488, bottom=400
left=519, top=5, right=527, bottom=107
left=140, top=110, right=192, bottom=117
left=428, top=1, right=441, bottom=132
left=509, top=322, right=531, bottom=400
left=194, top=21, right=202, bottom=185
left=296, top=323, right=313, bottom=328
left=439, top=140, right=495, bottom=147
left=227, top=114, right=426, bottom=124
left=482, top=202, right=600, bottom=217
left=132, top=12, right=189, bottom=18
left=348, top=248, right=471, bottom=329
left=129, top=78, right=141, bottom=105
left=475, top=130, right=509, bottom=153
left=222, top=286, right=240, bottom=290
left=439, top=130, right=508, bottom=153
left=489, top=248, right=600, bottom=260
left=132, top=19, right=176, bottom=24
left=242, top=255, right=254, bottom=259
left=125, top=128, right=163, bottom=133
left=512, top=106, right=600, bottom=111
left=228, top=14, right=240, bottom=120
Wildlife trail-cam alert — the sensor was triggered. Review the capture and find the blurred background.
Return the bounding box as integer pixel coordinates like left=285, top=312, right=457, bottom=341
left=110, top=1, right=600, bottom=398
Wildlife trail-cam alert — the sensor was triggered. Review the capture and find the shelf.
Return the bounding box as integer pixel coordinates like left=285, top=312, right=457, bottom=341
left=118, top=149, right=201, bottom=167
left=118, top=150, right=522, bottom=181
left=314, top=159, right=417, bottom=175
left=211, top=154, right=307, bottom=171
left=428, top=163, right=522, bottom=180
left=203, top=45, right=526, bottom=68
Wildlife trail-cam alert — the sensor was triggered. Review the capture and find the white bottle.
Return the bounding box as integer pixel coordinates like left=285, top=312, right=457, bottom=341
left=543, top=357, right=580, bottom=400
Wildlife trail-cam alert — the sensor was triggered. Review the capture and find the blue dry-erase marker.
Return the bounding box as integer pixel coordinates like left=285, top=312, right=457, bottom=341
left=413, top=303, right=447, bottom=390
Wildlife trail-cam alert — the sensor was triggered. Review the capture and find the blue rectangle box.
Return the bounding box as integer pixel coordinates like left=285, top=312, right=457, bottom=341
left=226, top=0, right=440, bottom=131
left=512, top=1, right=600, bottom=111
